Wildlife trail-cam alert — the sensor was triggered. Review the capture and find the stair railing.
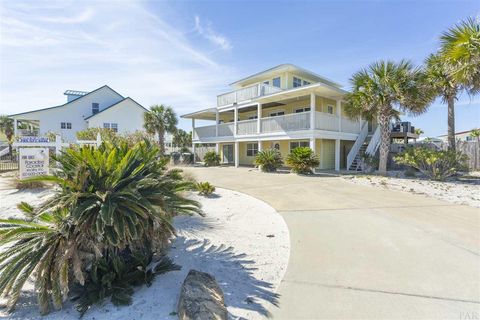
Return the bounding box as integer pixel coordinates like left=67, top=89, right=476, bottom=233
left=365, top=126, right=381, bottom=156
left=347, top=122, right=369, bottom=170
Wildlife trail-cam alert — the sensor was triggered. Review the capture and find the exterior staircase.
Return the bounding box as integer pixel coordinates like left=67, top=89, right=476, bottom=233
left=347, top=124, right=381, bottom=171
left=348, top=144, right=367, bottom=171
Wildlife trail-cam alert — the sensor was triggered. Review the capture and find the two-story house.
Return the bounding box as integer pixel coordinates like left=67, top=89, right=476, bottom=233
left=182, top=64, right=379, bottom=171
left=9, top=85, right=148, bottom=142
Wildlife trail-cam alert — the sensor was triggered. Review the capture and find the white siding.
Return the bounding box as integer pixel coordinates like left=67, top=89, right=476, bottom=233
left=87, top=98, right=146, bottom=134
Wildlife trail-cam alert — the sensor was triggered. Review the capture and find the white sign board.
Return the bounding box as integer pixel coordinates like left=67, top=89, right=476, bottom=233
left=19, top=148, right=49, bottom=179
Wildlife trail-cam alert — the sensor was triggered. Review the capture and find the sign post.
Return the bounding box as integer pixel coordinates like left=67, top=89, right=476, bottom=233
left=19, top=148, right=49, bottom=179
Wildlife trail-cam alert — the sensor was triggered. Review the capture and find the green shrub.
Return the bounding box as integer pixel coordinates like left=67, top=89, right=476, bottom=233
left=0, top=141, right=201, bottom=315
left=196, top=181, right=215, bottom=196
left=254, top=149, right=283, bottom=172
left=14, top=179, right=45, bottom=189
left=286, top=147, right=320, bottom=174
left=203, top=151, right=220, bottom=167
left=394, top=147, right=468, bottom=181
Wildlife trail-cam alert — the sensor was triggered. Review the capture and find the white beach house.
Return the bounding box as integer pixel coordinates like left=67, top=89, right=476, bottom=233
left=10, top=85, right=148, bottom=142
left=182, top=64, right=381, bottom=171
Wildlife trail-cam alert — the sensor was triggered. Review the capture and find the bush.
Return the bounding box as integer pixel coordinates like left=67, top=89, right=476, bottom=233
left=286, top=147, right=319, bottom=174
left=404, top=167, right=416, bottom=177
left=394, top=147, right=468, bottom=181
left=0, top=141, right=201, bottom=315
left=14, top=179, right=45, bottom=189
left=203, top=151, right=220, bottom=167
left=254, top=149, right=283, bottom=172
left=196, top=181, right=215, bottom=196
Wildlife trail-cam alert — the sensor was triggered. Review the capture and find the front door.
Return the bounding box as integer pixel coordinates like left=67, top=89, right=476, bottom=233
left=222, top=144, right=234, bottom=164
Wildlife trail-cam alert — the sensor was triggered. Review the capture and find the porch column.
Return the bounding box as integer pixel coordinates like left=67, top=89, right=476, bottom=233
left=234, top=141, right=239, bottom=168
left=215, top=143, right=219, bottom=154
left=258, top=140, right=262, bottom=152
left=310, top=93, right=316, bottom=130
left=337, top=100, right=342, bottom=132
left=13, top=119, right=18, bottom=136
left=257, top=103, right=262, bottom=133
left=215, top=111, right=219, bottom=137
left=309, top=137, right=316, bottom=152
left=234, top=107, right=238, bottom=136
left=335, top=139, right=341, bottom=171
left=192, top=143, right=196, bottom=164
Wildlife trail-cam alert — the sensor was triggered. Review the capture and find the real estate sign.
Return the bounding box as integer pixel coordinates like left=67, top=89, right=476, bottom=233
left=19, top=148, right=49, bottom=179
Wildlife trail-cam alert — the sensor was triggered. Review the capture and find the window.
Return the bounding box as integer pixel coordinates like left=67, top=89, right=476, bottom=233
left=246, top=143, right=258, bottom=157
left=293, top=77, right=302, bottom=88
left=327, top=105, right=334, bottom=114
left=248, top=115, right=258, bottom=120
left=270, top=111, right=285, bottom=117
left=303, top=80, right=311, bottom=86
left=295, top=107, right=311, bottom=113
left=61, top=122, right=72, bottom=129
left=92, top=103, right=99, bottom=114
left=103, top=123, right=110, bottom=129
left=111, top=123, right=118, bottom=133
left=272, top=77, right=281, bottom=88
left=290, top=141, right=309, bottom=151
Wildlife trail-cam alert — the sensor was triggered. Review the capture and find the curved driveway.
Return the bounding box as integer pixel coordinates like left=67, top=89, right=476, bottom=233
left=184, top=167, right=480, bottom=319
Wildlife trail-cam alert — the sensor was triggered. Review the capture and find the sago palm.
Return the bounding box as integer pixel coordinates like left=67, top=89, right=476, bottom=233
left=344, top=60, right=432, bottom=174
left=254, top=149, right=283, bottom=172
left=144, top=105, right=178, bottom=154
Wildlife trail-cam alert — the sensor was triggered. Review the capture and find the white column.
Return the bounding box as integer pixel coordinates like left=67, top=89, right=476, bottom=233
left=215, top=143, right=219, bottom=154
left=192, top=143, right=196, bottom=164
left=55, top=135, right=62, bottom=156
left=310, top=93, right=316, bottom=130
left=336, top=100, right=342, bottom=132
left=234, top=107, right=238, bottom=136
left=258, top=140, right=262, bottom=152
left=234, top=141, right=239, bottom=168
left=215, top=111, right=219, bottom=137
left=257, top=103, right=262, bottom=134
left=13, top=119, right=18, bottom=137
left=335, top=139, right=341, bottom=171
left=309, top=137, right=315, bottom=152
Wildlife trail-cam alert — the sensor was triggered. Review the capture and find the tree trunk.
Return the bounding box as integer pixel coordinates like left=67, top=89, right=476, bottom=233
left=158, top=131, right=165, bottom=155
left=378, top=109, right=391, bottom=176
left=447, top=95, right=455, bottom=151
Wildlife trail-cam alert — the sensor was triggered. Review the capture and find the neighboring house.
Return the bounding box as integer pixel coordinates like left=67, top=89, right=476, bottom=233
left=9, top=85, right=148, bottom=142
left=437, top=130, right=477, bottom=142
left=182, top=64, right=379, bottom=171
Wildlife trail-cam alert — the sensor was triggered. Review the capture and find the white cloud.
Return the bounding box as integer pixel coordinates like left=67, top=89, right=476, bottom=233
left=194, top=15, right=232, bottom=50
left=0, top=1, right=237, bottom=130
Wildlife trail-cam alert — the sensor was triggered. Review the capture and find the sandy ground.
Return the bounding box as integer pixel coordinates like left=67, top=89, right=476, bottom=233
left=342, top=171, right=480, bottom=208
left=0, top=184, right=290, bottom=320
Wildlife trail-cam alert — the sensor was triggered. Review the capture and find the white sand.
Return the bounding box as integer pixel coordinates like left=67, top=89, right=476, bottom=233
left=342, top=171, right=480, bottom=208
left=0, top=186, right=290, bottom=320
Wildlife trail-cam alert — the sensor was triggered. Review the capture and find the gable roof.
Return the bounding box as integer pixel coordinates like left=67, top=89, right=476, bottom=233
left=9, top=85, right=124, bottom=118
left=84, top=97, right=148, bottom=120
left=229, top=63, right=342, bottom=88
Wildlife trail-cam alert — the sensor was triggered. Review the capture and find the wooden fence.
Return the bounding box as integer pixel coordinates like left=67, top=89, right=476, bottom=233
left=454, top=141, right=479, bottom=170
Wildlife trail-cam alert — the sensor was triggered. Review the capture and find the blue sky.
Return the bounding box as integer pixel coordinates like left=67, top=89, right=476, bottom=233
left=0, top=0, right=478, bottom=136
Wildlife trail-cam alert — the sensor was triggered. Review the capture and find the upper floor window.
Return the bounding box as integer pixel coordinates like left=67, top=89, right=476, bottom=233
left=246, top=143, right=258, bottom=157
left=295, top=107, right=311, bottom=113
left=272, top=77, right=281, bottom=88
left=290, top=141, right=309, bottom=151
left=327, top=105, right=334, bottom=114
left=92, top=103, right=99, bottom=114
left=269, top=111, right=285, bottom=117
left=103, top=123, right=118, bottom=132
left=293, top=77, right=302, bottom=88
left=61, top=122, right=72, bottom=129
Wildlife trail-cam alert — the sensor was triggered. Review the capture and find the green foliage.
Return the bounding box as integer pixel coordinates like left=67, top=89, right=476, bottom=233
left=196, top=182, right=215, bottom=196
left=470, top=128, right=480, bottom=141
left=72, top=252, right=180, bottom=316
left=0, top=115, right=13, bottom=142
left=76, top=128, right=154, bottom=147
left=144, top=105, right=178, bottom=154
left=254, top=149, right=283, bottom=172
left=203, top=151, right=221, bottom=167
left=286, top=147, right=319, bottom=174
left=14, top=179, right=45, bottom=189
left=0, top=141, right=201, bottom=315
left=394, top=147, right=468, bottom=181
left=173, top=129, right=192, bottom=148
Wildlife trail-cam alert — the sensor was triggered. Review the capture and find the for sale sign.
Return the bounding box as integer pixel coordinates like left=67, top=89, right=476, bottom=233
left=19, top=148, right=49, bottom=179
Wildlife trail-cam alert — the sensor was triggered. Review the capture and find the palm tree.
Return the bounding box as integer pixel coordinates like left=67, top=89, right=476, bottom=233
left=344, top=60, right=433, bottom=175
left=415, top=128, right=424, bottom=136
left=428, top=18, right=480, bottom=151
left=0, top=115, right=14, bottom=159
left=173, top=129, right=192, bottom=148
left=144, top=105, right=178, bottom=154
left=470, top=128, right=480, bottom=143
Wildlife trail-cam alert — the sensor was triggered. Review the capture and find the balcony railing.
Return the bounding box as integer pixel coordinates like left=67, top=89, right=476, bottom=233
left=217, top=83, right=283, bottom=107
left=192, top=112, right=362, bottom=140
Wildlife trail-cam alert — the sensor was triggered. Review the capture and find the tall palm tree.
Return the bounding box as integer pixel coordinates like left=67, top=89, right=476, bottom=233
left=173, top=129, right=192, bottom=148
left=144, top=105, right=178, bottom=154
left=0, top=115, right=14, bottom=159
left=344, top=60, right=432, bottom=175
left=428, top=18, right=480, bottom=151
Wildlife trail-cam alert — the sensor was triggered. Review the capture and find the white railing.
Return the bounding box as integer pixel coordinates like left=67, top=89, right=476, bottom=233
left=217, top=84, right=283, bottom=107
left=218, top=123, right=234, bottom=136
left=261, top=112, right=310, bottom=133
left=341, top=117, right=361, bottom=134
left=193, top=125, right=216, bottom=139
left=236, top=119, right=257, bottom=135
left=346, top=122, right=369, bottom=169
left=315, top=112, right=339, bottom=131
left=365, top=125, right=381, bottom=156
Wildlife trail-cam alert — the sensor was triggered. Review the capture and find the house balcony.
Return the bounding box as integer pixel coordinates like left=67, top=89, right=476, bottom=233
left=217, top=83, right=283, bottom=107
left=192, top=111, right=362, bottom=140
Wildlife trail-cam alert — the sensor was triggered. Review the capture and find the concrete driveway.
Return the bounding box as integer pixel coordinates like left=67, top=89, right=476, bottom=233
left=183, top=166, right=480, bottom=319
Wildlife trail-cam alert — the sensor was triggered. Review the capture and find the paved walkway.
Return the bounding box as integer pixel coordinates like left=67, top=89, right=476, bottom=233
left=183, top=166, right=480, bottom=319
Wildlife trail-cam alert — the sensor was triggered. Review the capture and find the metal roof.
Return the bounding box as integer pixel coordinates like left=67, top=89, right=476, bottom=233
left=64, top=90, right=89, bottom=96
